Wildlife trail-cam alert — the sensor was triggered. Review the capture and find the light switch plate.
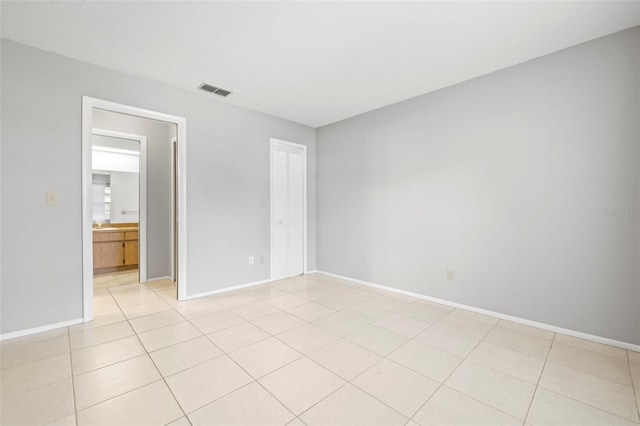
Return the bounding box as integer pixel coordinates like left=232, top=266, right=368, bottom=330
left=46, top=192, right=58, bottom=206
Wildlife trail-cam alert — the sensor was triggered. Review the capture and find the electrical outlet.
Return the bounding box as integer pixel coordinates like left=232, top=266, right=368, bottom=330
left=446, top=270, right=455, bottom=281
left=259, top=255, right=265, bottom=264
left=248, top=256, right=255, bottom=266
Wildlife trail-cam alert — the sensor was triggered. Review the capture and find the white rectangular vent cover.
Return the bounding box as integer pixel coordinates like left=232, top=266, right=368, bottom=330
left=198, top=83, right=232, bottom=97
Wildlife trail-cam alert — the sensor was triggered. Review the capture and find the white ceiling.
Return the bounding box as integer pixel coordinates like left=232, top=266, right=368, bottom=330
left=2, top=1, right=640, bottom=128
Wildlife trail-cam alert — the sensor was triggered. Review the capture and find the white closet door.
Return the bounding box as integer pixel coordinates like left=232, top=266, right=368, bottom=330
left=272, top=148, right=289, bottom=278
left=271, top=141, right=305, bottom=280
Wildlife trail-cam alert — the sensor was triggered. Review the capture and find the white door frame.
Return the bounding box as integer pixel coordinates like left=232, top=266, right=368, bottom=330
left=92, top=128, right=148, bottom=284
left=82, top=96, right=188, bottom=322
left=269, top=138, right=307, bottom=280
left=170, top=136, right=177, bottom=282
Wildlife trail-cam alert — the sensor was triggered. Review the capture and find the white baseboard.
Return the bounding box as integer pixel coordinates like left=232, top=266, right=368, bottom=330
left=183, top=271, right=322, bottom=300
left=182, top=278, right=274, bottom=300
left=145, top=276, right=172, bottom=283
left=0, top=318, right=83, bottom=342
left=0, top=273, right=317, bottom=341
left=316, top=270, right=640, bottom=352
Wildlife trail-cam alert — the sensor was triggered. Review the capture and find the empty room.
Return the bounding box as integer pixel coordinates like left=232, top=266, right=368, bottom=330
left=1, top=1, right=639, bottom=425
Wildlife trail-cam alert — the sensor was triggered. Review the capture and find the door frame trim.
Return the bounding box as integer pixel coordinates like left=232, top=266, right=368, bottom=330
left=82, top=96, right=188, bottom=323
left=91, top=128, right=148, bottom=284
left=269, top=138, right=308, bottom=280
left=170, top=136, right=177, bottom=282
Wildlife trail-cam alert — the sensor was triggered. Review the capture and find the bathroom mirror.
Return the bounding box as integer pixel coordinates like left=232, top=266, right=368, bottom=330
left=92, top=134, right=140, bottom=225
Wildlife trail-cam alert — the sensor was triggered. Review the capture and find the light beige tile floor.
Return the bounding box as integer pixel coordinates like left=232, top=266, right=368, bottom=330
left=1, top=270, right=640, bottom=425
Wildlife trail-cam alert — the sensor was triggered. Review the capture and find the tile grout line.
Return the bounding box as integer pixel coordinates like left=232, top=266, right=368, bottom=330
left=107, top=275, right=308, bottom=422
left=464, top=327, right=633, bottom=396
left=7, top=272, right=634, bottom=425
left=90, top=274, right=191, bottom=424
left=74, top=280, right=160, bottom=415
left=73, top=378, right=168, bottom=415
left=0, top=349, right=73, bottom=400
left=335, top=308, right=533, bottom=392
left=72, top=277, right=134, bottom=420
left=162, top=293, right=310, bottom=420
left=0, top=328, right=69, bottom=352
left=220, top=351, right=300, bottom=422
left=166, top=283, right=402, bottom=421
left=0, top=274, right=167, bottom=422
left=180, top=288, right=519, bottom=423
left=409, top=315, right=557, bottom=423
left=0, top=280, right=124, bottom=418
left=117, top=281, right=193, bottom=425
left=534, top=386, right=640, bottom=425
left=49, top=275, right=640, bottom=425
left=522, top=330, right=556, bottom=424
left=290, top=309, right=468, bottom=424
left=0, top=377, right=72, bottom=404
left=403, top=314, right=640, bottom=423
left=626, top=349, right=640, bottom=422
left=278, top=309, right=489, bottom=424
left=529, top=337, right=640, bottom=423
left=548, top=341, right=636, bottom=385
left=403, top=316, right=522, bottom=424
left=68, top=326, right=79, bottom=426
left=214, top=293, right=348, bottom=421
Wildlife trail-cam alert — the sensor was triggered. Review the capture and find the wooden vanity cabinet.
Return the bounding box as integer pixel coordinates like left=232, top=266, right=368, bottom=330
left=124, top=231, right=139, bottom=266
left=94, top=241, right=124, bottom=269
left=93, top=228, right=138, bottom=273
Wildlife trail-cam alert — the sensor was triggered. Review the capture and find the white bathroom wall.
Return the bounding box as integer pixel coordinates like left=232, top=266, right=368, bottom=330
left=109, top=171, right=139, bottom=224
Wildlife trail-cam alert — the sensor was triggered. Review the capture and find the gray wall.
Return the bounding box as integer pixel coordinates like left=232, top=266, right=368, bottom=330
left=316, top=27, right=640, bottom=345
left=93, top=110, right=176, bottom=279
left=0, top=39, right=316, bottom=334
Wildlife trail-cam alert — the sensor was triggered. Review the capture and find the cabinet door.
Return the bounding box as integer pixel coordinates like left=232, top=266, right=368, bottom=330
left=94, top=242, right=124, bottom=268
left=124, top=240, right=139, bottom=266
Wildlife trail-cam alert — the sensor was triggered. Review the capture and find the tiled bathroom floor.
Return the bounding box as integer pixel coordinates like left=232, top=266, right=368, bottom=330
left=1, top=272, right=639, bottom=425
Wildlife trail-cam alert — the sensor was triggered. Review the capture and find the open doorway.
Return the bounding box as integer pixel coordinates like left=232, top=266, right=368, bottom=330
left=82, top=97, right=188, bottom=323
left=91, top=128, right=147, bottom=284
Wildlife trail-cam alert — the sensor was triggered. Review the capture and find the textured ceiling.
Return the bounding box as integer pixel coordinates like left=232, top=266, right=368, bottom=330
left=2, top=1, right=640, bottom=128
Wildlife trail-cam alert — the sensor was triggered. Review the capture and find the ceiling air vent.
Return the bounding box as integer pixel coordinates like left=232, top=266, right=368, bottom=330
left=198, top=83, right=232, bottom=97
